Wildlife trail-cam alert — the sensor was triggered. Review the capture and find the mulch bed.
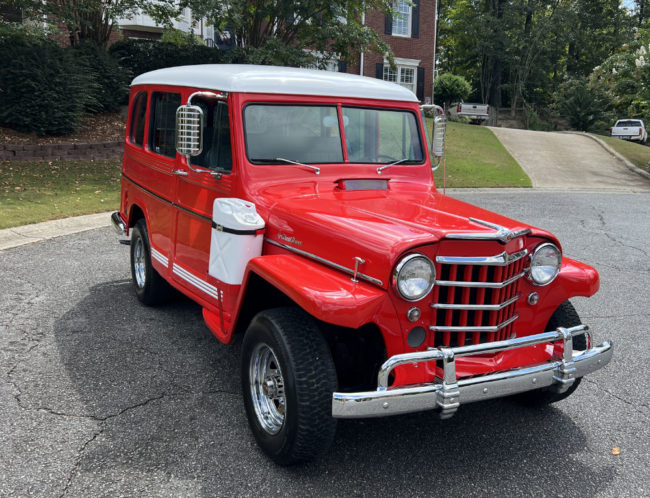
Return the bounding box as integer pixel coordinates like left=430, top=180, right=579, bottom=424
left=0, top=113, right=126, bottom=145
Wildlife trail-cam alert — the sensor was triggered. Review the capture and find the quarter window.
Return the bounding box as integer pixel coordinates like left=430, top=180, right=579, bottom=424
left=392, top=1, right=412, bottom=37
left=129, top=92, right=147, bottom=147
left=150, top=92, right=181, bottom=158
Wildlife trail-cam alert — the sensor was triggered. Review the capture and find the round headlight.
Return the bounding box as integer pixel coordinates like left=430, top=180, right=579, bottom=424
left=529, top=243, right=561, bottom=285
left=394, top=254, right=436, bottom=301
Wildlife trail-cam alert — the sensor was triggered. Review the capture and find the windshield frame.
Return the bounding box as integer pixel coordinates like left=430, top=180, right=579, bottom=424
left=241, top=101, right=426, bottom=167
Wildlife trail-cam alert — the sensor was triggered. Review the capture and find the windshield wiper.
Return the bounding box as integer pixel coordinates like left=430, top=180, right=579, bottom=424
left=270, top=157, right=320, bottom=175
left=377, top=158, right=414, bottom=175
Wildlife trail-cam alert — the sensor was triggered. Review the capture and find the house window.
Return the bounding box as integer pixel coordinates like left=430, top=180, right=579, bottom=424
left=392, top=1, right=412, bottom=37
left=383, top=65, right=417, bottom=94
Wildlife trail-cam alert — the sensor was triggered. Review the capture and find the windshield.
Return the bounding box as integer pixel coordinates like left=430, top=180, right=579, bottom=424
left=244, top=105, right=343, bottom=164
left=243, top=104, right=423, bottom=165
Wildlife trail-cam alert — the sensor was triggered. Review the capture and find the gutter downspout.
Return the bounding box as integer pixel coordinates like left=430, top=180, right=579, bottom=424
left=360, top=11, right=366, bottom=76
left=432, top=0, right=438, bottom=104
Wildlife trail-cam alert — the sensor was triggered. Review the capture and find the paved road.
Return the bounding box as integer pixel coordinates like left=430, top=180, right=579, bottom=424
left=1, top=191, right=648, bottom=497
left=489, top=127, right=650, bottom=191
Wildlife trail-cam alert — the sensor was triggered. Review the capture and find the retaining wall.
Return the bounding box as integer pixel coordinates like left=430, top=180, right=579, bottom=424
left=0, top=142, right=123, bottom=162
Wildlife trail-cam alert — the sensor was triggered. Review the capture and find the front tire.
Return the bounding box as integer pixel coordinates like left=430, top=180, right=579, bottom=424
left=130, top=219, right=171, bottom=305
left=513, top=300, right=586, bottom=407
left=241, top=308, right=337, bottom=465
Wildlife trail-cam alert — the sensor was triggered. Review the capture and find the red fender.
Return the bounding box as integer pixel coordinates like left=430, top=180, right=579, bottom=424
left=234, top=254, right=390, bottom=331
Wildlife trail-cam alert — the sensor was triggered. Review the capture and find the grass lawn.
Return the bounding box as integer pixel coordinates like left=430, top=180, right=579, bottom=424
left=591, top=134, right=650, bottom=172
left=0, top=120, right=529, bottom=229
left=0, top=159, right=121, bottom=229
left=426, top=120, right=531, bottom=188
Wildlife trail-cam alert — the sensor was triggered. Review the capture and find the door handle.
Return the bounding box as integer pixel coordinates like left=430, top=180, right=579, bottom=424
left=172, top=169, right=189, bottom=176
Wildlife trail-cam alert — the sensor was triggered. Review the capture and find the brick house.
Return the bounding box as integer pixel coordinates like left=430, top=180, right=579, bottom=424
left=347, top=1, right=436, bottom=103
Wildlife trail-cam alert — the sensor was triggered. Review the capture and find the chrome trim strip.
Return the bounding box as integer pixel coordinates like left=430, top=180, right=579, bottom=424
left=428, top=314, right=518, bottom=333
left=331, top=324, right=613, bottom=418
left=172, top=263, right=221, bottom=300
left=150, top=247, right=168, bottom=268
left=264, top=238, right=383, bottom=287
left=446, top=218, right=531, bottom=243
left=435, top=271, right=525, bottom=288
left=432, top=294, right=521, bottom=311
left=436, top=249, right=528, bottom=266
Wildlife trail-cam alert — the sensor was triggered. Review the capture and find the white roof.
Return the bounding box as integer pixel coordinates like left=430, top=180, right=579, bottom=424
left=131, top=64, right=419, bottom=102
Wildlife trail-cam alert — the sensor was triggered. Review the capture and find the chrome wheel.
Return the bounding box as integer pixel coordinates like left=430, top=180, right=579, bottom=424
left=249, top=343, right=286, bottom=435
left=133, top=236, right=146, bottom=289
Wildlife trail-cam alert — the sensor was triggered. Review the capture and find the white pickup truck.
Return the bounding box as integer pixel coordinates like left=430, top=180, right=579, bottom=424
left=610, top=119, right=647, bottom=143
left=454, top=102, right=490, bottom=124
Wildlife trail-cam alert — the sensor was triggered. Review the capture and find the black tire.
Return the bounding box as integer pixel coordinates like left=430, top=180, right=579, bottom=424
left=241, top=308, right=337, bottom=465
left=513, top=300, right=586, bottom=407
left=130, top=218, right=171, bottom=306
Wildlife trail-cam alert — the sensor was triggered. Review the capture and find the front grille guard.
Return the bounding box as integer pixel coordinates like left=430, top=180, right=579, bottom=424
left=332, top=325, right=613, bottom=419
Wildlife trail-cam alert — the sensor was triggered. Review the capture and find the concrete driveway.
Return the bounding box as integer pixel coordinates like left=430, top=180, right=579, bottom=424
left=489, top=127, right=650, bottom=191
left=1, top=191, right=648, bottom=496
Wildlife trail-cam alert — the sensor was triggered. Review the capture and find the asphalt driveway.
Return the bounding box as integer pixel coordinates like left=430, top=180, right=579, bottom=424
left=1, top=190, right=648, bottom=497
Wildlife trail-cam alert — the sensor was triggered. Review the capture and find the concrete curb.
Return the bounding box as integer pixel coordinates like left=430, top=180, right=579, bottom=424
left=0, top=211, right=113, bottom=252
left=566, top=131, right=650, bottom=181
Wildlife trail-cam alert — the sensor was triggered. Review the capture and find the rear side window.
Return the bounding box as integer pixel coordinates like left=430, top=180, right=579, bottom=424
left=150, top=92, right=181, bottom=158
left=129, top=92, right=147, bottom=146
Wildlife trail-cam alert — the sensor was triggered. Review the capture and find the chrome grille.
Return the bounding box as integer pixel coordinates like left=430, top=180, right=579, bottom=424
left=430, top=249, right=527, bottom=347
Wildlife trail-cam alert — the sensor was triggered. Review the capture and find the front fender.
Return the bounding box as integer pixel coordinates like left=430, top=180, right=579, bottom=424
left=237, top=254, right=389, bottom=330
left=555, top=257, right=600, bottom=299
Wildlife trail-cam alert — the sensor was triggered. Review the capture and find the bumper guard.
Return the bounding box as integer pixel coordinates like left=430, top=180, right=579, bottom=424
left=332, top=325, right=612, bottom=419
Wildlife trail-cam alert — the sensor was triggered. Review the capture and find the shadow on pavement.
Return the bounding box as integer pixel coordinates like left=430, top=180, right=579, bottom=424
left=53, top=280, right=614, bottom=496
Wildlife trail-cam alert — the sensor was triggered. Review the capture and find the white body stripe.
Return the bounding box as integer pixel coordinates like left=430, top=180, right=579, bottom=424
left=150, top=247, right=168, bottom=268
left=173, top=263, right=222, bottom=301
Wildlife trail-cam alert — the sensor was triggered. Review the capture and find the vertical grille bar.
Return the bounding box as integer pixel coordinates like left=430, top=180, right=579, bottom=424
left=457, top=266, right=473, bottom=346
left=473, top=266, right=488, bottom=344
left=443, top=265, right=457, bottom=346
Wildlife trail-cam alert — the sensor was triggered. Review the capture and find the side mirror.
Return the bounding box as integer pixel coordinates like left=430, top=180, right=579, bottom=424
left=176, top=105, right=204, bottom=157
left=432, top=114, right=446, bottom=170
left=420, top=104, right=446, bottom=171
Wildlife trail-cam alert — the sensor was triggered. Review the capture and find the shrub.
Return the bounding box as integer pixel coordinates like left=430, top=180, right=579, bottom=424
left=109, top=39, right=225, bottom=79
left=0, top=34, right=93, bottom=135
left=554, top=78, right=611, bottom=132
left=434, top=73, right=472, bottom=110
left=73, top=42, right=130, bottom=112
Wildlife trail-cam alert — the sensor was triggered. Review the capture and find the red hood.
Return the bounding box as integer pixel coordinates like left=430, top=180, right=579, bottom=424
left=254, top=181, right=556, bottom=288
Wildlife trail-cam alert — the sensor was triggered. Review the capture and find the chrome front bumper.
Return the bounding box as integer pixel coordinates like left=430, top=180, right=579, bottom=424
left=332, top=325, right=613, bottom=419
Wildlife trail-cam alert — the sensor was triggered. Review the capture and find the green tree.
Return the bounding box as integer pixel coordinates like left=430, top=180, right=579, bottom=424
left=555, top=78, right=611, bottom=131
left=10, top=0, right=143, bottom=47
left=148, top=0, right=396, bottom=68
left=434, top=73, right=471, bottom=110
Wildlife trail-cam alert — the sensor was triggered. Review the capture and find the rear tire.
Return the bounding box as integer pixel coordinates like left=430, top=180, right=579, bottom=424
left=241, top=308, right=337, bottom=465
left=130, top=218, right=172, bottom=305
left=513, top=301, right=586, bottom=407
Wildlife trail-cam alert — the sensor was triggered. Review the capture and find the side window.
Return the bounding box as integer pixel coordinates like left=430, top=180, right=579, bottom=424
left=129, top=92, right=147, bottom=147
left=150, top=92, right=181, bottom=158
left=192, top=100, right=233, bottom=172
